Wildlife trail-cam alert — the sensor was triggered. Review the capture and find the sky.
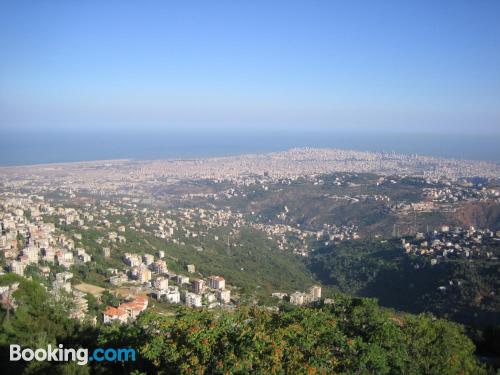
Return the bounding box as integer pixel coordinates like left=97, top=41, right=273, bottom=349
left=1, top=0, right=500, bottom=134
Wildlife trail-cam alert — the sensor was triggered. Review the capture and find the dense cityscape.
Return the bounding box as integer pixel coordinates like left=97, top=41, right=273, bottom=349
left=1, top=149, right=499, bottom=331
left=2, top=1, right=500, bottom=373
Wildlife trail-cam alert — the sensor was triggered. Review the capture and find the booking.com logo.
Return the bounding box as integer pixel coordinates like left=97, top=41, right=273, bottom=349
left=10, top=344, right=136, bottom=366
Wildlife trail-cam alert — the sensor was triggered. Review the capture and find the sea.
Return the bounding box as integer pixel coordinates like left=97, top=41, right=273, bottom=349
left=1, top=129, right=499, bottom=166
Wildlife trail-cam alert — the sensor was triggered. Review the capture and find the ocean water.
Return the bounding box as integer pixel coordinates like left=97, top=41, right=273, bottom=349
left=1, top=130, right=499, bottom=166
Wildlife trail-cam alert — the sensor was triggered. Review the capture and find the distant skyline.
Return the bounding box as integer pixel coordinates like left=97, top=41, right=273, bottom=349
left=1, top=1, right=499, bottom=134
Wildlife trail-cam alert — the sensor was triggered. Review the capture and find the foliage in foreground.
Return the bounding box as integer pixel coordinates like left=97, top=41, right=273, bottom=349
left=99, top=296, right=485, bottom=375
left=0, top=274, right=94, bottom=374
left=0, top=274, right=487, bottom=374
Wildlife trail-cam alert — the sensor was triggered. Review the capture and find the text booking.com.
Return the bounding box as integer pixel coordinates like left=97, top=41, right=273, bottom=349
left=10, top=344, right=136, bottom=366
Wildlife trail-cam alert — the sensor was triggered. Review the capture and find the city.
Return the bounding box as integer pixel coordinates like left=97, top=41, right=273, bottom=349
left=1, top=0, right=499, bottom=373
left=1, top=149, right=498, bottom=331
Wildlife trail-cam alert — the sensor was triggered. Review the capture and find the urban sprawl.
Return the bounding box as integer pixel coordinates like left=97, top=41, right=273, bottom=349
left=1, top=148, right=499, bottom=325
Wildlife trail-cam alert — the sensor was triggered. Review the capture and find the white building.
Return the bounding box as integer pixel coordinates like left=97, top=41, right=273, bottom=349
left=185, top=291, right=202, bottom=307
left=138, top=265, right=152, bottom=283
left=154, top=276, right=168, bottom=291
left=165, top=286, right=180, bottom=304
left=21, top=246, right=39, bottom=264
left=56, top=251, right=74, bottom=268
left=124, top=253, right=141, bottom=267
left=176, top=275, right=190, bottom=285
left=289, top=291, right=307, bottom=305
left=153, top=260, right=168, bottom=274
left=191, top=279, right=206, bottom=294
left=9, top=260, right=25, bottom=276
left=208, top=275, right=225, bottom=290
left=309, top=285, right=322, bottom=301
left=217, top=289, right=231, bottom=304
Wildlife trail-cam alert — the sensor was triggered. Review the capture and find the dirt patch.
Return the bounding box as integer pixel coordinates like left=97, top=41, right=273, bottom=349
left=74, top=282, right=106, bottom=296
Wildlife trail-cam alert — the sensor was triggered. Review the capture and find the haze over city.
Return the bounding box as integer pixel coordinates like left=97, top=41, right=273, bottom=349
left=1, top=2, right=500, bottom=374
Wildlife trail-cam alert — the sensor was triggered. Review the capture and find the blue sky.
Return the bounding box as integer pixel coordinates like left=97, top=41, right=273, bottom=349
left=1, top=0, right=499, bottom=133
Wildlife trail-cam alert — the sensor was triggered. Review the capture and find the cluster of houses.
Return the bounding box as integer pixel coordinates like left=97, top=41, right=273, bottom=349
left=1, top=183, right=364, bottom=273
left=0, top=196, right=93, bottom=321
left=272, top=285, right=322, bottom=306
left=6, top=226, right=93, bottom=276
left=1, top=192, right=331, bottom=327
left=183, top=275, right=231, bottom=308
left=389, top=201, right=436, bottom=215
left=149, top=272, right=231, bottom=309
left=0, top=194, right=240, bottom=325
left=423, top=185, right=500, bottom=203
left=101, top=247, right=234, bottom=320
left=0, top=195, right=94, bottom=277
left=116, top=250, right=232, bottom=307
left=137, top=198, right=360, bottom=259
left=402, top=225, right=500, bottom=264
left=101, top=272, right=232, bottom=324
left=251, top=219, right=359, bottom=256
left=103, top=295, right=148, bottom=324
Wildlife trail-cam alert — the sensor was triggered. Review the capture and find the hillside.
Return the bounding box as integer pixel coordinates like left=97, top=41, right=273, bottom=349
left=0, top=274, right=485, bottom=374
left=307, top=239, right=500, bottom=329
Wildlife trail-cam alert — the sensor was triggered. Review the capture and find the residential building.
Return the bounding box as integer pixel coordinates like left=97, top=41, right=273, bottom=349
left=185, top=292, right=202, bottom=308
left=191, top=279, right=206, bottom=294
left=208, top=275, right=225, bottom=290
left=217, top=289, right=231, bottom=304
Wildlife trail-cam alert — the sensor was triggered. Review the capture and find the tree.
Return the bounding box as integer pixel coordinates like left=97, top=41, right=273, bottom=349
left=98, top=298, right=485, bottom=374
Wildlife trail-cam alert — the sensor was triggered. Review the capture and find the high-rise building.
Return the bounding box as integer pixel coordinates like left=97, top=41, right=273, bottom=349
left=208, top=275, right=225, bottom=290
left=191, top=279, right=206, bottom=294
